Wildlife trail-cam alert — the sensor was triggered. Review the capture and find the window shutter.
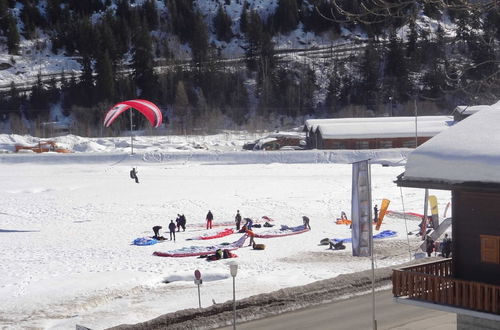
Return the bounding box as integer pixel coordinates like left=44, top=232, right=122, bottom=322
left=480, top=235, right=500, bottom=264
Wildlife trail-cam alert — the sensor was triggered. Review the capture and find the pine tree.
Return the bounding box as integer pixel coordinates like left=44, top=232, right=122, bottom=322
left=132, top=22, right=158, bottom=99
left=190, top=12, right=209, bottom=65
left=384, top=29, right=409, bottom=101
left=27, top=72, right=49, bottom=120
left=0, top=0, right=9, bottom=31
left=245, top=10, right=264, bottom=71
left=79, top=54, right=95, bottom=107
left=214, top=5, right=233, bottom=42
left=142, top=0, right=158, bottom=31
left=95, top=50, right=115, bottom=102
left=20, top=1, right=45, bottom=39
left=239, top=3, right=248, bottom=34
left=274, top=0, right=299, bottom=34
left=6, top=14, right=19, bottom=54
left=361, top=39, right=381, bottom=106
left=174, top=80, right=189, bottom=133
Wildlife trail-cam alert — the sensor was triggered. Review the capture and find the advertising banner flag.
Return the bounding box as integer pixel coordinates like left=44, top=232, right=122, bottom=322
left=351, top=160, right=373, bottom=257
left=375, top=199, right=390, bottom=231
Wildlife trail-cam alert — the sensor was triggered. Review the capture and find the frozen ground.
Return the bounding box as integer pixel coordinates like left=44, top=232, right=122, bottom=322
left=0, top=133, right=451, bottom=329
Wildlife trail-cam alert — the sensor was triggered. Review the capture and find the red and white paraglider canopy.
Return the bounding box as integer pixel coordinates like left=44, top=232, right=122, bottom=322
left=103, top=99, right=162, bottom=128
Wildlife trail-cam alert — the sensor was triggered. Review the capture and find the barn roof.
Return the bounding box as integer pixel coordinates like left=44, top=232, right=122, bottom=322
left=400, top=106, right=500, bottom=186
left=315, top=116, right=453, bottom=139
left=304, top=116, right=452, bottom=133
left=454, top=100, right=500, bottom=116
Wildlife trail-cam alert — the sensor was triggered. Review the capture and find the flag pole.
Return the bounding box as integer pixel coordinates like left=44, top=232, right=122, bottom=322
left=129, top=108, right=134, bottom=155
left=371, top=233, right=377, bottom=330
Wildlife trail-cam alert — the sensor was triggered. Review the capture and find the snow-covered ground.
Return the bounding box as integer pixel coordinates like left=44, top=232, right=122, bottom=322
left=0, top=133, right=451, bottom=329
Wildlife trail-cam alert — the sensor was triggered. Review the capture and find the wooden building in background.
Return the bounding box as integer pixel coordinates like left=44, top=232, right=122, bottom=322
left=303, top=116, right=454, bottom=150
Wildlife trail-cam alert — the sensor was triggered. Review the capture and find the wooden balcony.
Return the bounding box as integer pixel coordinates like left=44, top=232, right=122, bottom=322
left=393, top=259, right=500, bottom=315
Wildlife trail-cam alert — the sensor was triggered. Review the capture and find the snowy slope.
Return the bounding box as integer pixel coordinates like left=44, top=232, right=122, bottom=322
left=0, top=133, right=451, bottom=329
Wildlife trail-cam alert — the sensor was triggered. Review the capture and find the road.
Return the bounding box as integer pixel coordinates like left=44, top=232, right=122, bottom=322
left=218, top=290, right=456, bottom=330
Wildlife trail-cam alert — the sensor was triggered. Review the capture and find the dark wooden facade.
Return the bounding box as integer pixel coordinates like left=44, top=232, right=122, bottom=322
left=395, top=177, right=500, bottom=315
left=453, top=190, right=500, bottom=285
left=314, top=131, right=432, bottom=150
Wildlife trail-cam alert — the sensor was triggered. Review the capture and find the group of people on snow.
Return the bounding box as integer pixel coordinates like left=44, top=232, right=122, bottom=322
left=151, top=214, right=188, bottom=242
left=425, top=233, right=452, bottom=258
left=175, top=214, right=187, bottom=232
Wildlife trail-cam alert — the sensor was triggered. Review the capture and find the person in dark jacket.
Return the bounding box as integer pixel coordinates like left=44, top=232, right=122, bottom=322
left=175, top=215, right=182, bottom=232
left=441, top=234, right=452, bottom=258
left=180, top=214, right=187, bottom=231
left=426, top=236, right=435, bottom=257
left=302, top=216, right=311, bottom=229
left=206, top=210, right=213, bottom=229
left=130, top=167, right=139, bottom=183
left=168, top=220, right=177, bottom=241
left=373, top=204, right=378, bottom=223
left=235, top=210, right=242, bottom=231
left=152, top=226, right=165, bottom=240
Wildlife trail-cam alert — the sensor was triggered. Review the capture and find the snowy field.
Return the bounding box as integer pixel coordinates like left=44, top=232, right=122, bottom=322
left=0, top=134, right=451, bottom=329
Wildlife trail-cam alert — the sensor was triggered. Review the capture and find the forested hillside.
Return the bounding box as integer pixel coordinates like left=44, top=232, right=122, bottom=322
left=0, top=0, right=498, bottom=136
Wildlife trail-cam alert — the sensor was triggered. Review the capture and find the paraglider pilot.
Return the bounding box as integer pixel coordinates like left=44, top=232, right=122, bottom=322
left=168, top=220, right=176, bottom=241
left=130, top=167, right=139, bottom=183
left=206, top=210, right=213, bottom=229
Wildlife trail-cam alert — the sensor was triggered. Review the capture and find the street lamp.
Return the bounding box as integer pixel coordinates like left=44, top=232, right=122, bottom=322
left=229, top=262, right=238, bottom=330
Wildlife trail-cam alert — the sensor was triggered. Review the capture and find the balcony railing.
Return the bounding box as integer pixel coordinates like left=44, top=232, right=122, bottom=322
left=393, top=259, right=500, bottom=315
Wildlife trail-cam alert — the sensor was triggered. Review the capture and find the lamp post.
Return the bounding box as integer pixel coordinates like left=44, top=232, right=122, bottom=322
left=229, top=262, right=238, bottom=330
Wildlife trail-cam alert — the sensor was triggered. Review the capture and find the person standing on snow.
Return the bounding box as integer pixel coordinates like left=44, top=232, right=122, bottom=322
left=180, top=214, right=187, bottom=231
left=373, top=204, right=378, bottom=223
left=302, top=216, right=311, bottom=229
left=426, top=236, right=435, bottom=257
left=246, top=227, right=256, bottom=247
left=175, top=214, right=182, bottom=232
left=168, top=220, right=177, bottom=241
left=235, top=210, right=242, bottom=231
left=441, top=234, right=452, bottom=258
left=206, top=210, right=213, bottom=229
left=130, top=167, right=139, bottom=183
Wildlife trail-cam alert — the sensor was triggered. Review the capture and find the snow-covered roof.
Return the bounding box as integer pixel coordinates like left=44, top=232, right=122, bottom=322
left=315, top=116, right=453, bottom=139
left=403, top=108, right=500, bottom=185
left=454, top=105, right=493, bottom=116
left=304, top=116, right=452, bottom=131
left=454, top=100, right=500, bottom=116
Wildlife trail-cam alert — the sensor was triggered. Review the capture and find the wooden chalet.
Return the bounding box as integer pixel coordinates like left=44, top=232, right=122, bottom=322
left=393, top=108, right=500, bottom=329
left=303, top=116, right=454, bottom=150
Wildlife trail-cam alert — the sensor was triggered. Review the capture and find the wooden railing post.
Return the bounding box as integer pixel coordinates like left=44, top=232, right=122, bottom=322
left=392, top=259, right=500, bottom=315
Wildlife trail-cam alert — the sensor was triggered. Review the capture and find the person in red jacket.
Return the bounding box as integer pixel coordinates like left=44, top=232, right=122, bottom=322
left=246, top=228, right=255, bottom=246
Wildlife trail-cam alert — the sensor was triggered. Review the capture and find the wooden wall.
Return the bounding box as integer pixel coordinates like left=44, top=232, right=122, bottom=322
left=319, top=136, right=432, bottom=149
left=453, top=190, right=500, bottom=285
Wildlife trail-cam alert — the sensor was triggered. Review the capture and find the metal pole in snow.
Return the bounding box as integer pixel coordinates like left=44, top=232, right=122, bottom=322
left=130, top=109, right=134, bottom=155
left=371, top=242, right=377, bottom=330
left=197, top=283, right=201, bottom=309
left=414, top=98, right=418, bottom=148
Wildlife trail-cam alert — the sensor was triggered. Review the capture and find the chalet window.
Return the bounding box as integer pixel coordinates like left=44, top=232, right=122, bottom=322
left=402, top=140, right=416, bottom=148
left=379, top=140, right=393, bottom=148
left=332, top=142, right=345, bottom=149
left=480, top=235, right=500, bottom=264
left=355, top=141, right=370, bottom=149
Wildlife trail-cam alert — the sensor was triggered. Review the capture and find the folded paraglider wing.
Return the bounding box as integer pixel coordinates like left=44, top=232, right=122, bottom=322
left=103, top=99, right=163, bottom=128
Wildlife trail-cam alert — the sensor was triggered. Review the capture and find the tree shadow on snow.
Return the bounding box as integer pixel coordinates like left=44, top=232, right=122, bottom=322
left=0, top=229, right=40, bottom=233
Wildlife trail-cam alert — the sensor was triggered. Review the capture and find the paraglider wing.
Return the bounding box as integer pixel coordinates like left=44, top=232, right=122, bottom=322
left=103, top=99, right=163, bottom=128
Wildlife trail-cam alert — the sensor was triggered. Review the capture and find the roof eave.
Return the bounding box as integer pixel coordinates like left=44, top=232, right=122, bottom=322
left=395, top=173, right=500, bottom=193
